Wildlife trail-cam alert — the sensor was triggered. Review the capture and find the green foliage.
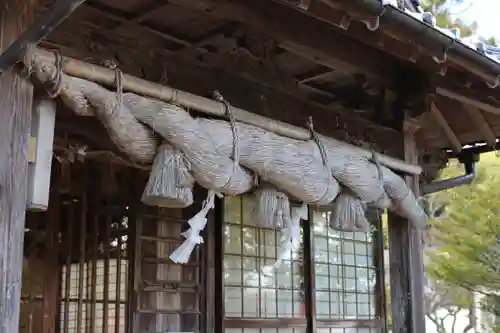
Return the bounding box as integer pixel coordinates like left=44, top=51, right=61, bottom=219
left=382, top=212, right=389, bottom=250
left=426, top=153, right=500, bottom=326
left=420, top=0, right=497, bottom=44
left=386, top=282, right=392, bottom=330
left=382, top=154, right=500, bottom=331
left=487, top=36, right=498, bottom=46
left=421, top=0, right=477, bottom=37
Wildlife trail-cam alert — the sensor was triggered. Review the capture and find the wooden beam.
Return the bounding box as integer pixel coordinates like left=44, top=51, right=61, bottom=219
left=299, top=70, right=335, bottom=84
left=115, top=2, right=167, bottom=25
left=0, top=0, right=35, bottom=332
left=464, top=105, right=497, bottom=148
left=169, top=0, right=395, bottom=84
left=0, top=0, right=87, bottom=73
left=82, top=3, right=192, bottom=47
left=437, top=87, right=500, bottom=116
left=388, top=114, right=426, bottom=333
left=430, top=102, right=462, bottom=153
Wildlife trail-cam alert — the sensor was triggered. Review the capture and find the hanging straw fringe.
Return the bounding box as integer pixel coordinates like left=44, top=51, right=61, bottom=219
left=170, top=190, right=217, bottom=264
left=330, top=188, right=370, bottom=232
left=141, top=141, right=195, bottom=208
left=256, top=182, right=291, bottom=228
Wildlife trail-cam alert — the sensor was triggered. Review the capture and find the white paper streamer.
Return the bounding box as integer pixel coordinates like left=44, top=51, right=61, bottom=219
left=169, top=190, right=216, bottom=264
left=274, top=203, right=308, bottom=267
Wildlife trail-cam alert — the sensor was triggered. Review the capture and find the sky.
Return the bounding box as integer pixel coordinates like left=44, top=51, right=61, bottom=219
left=450, top=0, right=500, bottom=39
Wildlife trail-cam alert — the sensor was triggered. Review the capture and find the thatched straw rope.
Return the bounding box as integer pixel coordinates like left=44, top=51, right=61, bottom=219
left=123, top=93, right=254, bottom=195
left=47, top=52, right=63, bottom=98
left=380, top=166, right=427, bottom=226
left=195, top=118, right=339, bottom=204
left=31, top=58, right=158, bottom=163
left=31, top=48, right=422, bottom=175
left=30, top=56, right=427, bottom=229
left=33, top=53, right=93, bottom=116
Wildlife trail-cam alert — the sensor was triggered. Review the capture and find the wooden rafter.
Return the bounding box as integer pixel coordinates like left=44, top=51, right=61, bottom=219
left=41, top=17, right=405, bottom=155
left=82, top=2, right=192, bottom=47
left=56, top=0, right=500, bottom=129
left=437, top=87, right=500, bottom=116
left=168, top=0, right=395, bottom=84
left=67, top=3, right=356, bottom=104
left=464, top=105, right=497, bottom=148
left=430, top=103, right=462, bottom=153
left=80, top=0, right=500, bottom=118
left=79, top=3, right=342, bottom=101
left=112, top=1, right=167, bottom=26
left=297, top=68, right=335, bottom=83
left=0, top=0, right=87, bottom=73
left=290, top=0, right=440, bottom=67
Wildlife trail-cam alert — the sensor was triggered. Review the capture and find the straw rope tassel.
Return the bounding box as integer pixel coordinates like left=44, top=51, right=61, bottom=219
left=141, top=141, right=194, bottom=208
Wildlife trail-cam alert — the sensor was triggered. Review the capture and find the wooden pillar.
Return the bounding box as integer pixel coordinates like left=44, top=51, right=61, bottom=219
left=42, top=192, right=61, bottom=333
left=0, top=0, right=35, bottom=332
left=387, top=117, right=426, bottom=333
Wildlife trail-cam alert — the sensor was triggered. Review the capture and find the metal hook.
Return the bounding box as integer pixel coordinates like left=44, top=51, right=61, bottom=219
left=486, top=74, right=500, bottom=89
left=433, top=39, right=457, bottom=64
left=298, top=0, right=311, bottom=10
left=432, top=51, right=447, bottom=64
left=438, top=66, right=448, bottom=76
left=361, top=4, right=388, bottom=32
left=362, top=16, right=380, bottom=31
left=339, top=13, right=351, bottom=30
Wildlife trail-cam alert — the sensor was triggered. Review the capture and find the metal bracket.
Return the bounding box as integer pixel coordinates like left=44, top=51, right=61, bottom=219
left=422, top=151, right=479, bottom=195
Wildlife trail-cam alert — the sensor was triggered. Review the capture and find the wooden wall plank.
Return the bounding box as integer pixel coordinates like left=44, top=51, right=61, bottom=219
left=0, top=0, right=35, bottom=332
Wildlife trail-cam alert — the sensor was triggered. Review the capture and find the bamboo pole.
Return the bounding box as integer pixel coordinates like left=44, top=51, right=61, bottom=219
left=32, top=48, right=422, bottom=175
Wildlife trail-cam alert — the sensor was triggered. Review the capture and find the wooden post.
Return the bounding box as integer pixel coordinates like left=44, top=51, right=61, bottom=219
left=387, top=117, right=426, bottom=333
left=0, top=0, right=35, bottom=332
left=42, top=192, right=61, bottom=333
